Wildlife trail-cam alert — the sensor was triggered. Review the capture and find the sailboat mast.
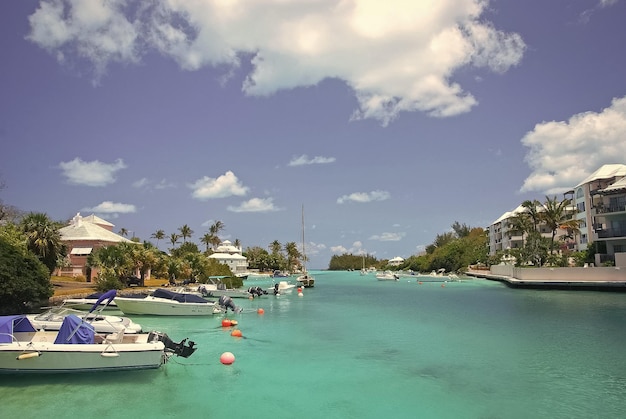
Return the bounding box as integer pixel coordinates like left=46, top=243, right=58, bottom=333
left=301, top=205, right=306, bottom=272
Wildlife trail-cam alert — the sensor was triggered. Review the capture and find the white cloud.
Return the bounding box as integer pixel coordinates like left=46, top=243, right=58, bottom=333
left=82, top=201, right=136, bottom=214
left=288, top=154, right=336, bottom=166
left=27, top=0, right=525, bottom=124
left=227, top=197, right=280, bottom=213
left=337, top=190, right=390, bottom=204
left=330, top=245, right=348, bottom=254
left=369, top=232, right=406, bottom=241
left=190, top=171, right=249, bottom=200
left=132, top=178, right=149, bottom=188
left=520, top=96, right=626, bottom=194
left=58, top=157, right=126, bottom=186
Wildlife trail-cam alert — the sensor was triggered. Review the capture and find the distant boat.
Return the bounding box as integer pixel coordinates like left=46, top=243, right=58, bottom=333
left=376, top=271, right=400, bottom=281
left=296, top=205, right=315, bottom=288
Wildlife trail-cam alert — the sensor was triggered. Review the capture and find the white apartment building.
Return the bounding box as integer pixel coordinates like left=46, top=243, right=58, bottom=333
left=488, top=164, right=626, bottom=266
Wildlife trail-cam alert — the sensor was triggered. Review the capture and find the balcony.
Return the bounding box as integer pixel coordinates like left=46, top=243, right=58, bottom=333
left=596, top=226, right=626, bottom=239
left=595, top=204, right=626, bottom=214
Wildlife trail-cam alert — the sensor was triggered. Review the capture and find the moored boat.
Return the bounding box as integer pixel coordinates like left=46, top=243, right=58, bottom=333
left=376, top=271, right=400, bottom=281
left=0, top=314, right=196, bottom=374
left=114, top=288, right=221, bottom=316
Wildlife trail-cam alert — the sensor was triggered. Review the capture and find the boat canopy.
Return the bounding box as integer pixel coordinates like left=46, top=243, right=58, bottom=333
left=0, top=315, right=36, bottom=343
left=152, top=288, right=208, bottom=304
left=54, top=314, right=95, bottom=344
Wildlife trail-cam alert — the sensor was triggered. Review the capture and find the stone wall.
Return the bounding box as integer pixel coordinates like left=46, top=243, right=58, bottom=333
left=490, top=264, right=626, bottom=282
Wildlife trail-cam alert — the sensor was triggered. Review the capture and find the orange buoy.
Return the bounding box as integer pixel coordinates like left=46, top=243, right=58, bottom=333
left=221, top=319, right=232, bottom=327
left=231, top=329, right=242, bottom=337
left=297, top=287, right=302, bottom=293
left=418, top=281, right=423, bottom=285
left=257, top=308, right=265, bottom=315
left=220, top=352, right=235, bottom=365
left=441, top=283, right=446, bottom=288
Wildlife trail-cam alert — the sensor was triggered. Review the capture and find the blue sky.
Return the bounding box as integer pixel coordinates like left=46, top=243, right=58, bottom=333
left=1, top=0, right=625, bottom=269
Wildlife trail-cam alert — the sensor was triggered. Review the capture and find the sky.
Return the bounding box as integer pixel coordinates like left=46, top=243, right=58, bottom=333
left=1, top=0, right=626, bottom=269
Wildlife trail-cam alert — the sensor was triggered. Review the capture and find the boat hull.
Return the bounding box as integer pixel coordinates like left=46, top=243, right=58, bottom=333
left=0, top=336, right=165, bottom=374
left=114, top=297, right=219, bottom=316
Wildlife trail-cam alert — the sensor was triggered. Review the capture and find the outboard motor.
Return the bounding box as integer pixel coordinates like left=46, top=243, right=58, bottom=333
left=148, top=331, right=197, bottom=358
left=273, top=283, right=280, bottom=295
left=218, top=295, right=241, bottom=313
left=247, top=286, right=267, bottom=297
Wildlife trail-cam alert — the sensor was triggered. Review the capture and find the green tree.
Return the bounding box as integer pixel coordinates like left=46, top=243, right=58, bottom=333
left=20, top=212, right=66, bottom=275
left=151, top=229, right=165, bottom=247
left=284, top=241, right=301, bottom=271
left=209, top=220, right=225, bottom=248
left=522, top=199, right=542, bottom=232
left=540, top=195, right=580, bottom=255
left=0, top=234, right=53, bottom=314
left=169, top=233, right=180, bottom=249
left=200, top=233, right=213, bottom=252
left=178, top=224, right=194, bottom=243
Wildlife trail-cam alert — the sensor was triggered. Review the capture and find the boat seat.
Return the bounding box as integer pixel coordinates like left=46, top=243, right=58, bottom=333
left=104, top=333, right=123, bottom=344
left=31, top=330, right=50, bottom=342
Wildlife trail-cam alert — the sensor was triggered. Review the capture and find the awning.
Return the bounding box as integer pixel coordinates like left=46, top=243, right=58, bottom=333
left=70, top=247, right=93, bottom=255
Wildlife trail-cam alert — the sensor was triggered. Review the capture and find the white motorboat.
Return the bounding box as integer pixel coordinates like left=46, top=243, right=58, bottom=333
left=27, top=306, right=142, bottom=334
left=268, top=281, right=297, bottom=295
left=114, top=288, right=221, bottom=316
left=0, top=314, right=197, bottom=374
left=376, top=271, right=400, bottom=281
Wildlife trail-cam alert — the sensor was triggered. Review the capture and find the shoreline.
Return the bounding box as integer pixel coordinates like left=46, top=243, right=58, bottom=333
left=466, top=268, right=626, bottom=291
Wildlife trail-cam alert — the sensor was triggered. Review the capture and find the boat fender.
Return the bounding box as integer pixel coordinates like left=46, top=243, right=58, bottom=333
left=17, top=352, right=40, bottom=360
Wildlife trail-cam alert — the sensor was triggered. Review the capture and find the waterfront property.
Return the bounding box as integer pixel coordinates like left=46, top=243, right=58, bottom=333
left=488, top=163, right=626, bottom=267
left=57, top=213, right=134, bottom=280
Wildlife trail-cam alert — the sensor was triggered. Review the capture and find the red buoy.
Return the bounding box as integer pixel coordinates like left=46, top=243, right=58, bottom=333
left=221, top=319, right=232, bottom=327
left=220, top=352, right=235, bottom=365
left=257, top=308, right=265, bottom=315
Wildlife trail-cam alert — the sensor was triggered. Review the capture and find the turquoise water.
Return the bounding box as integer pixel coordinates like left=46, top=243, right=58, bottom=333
left=2, top=271, right=626, bottom=418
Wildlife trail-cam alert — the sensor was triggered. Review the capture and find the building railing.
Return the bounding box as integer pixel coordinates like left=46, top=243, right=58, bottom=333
left=595, top=204, right=626, bottom=214
left=596, top=226, right=626, bottom=239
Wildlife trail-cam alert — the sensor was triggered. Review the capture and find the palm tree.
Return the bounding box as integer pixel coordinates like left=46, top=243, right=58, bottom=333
left=178, top=225, right=193, bottom=243
left=269, top=240, right=282, bottom=256
left=521, top=199, right=542, bottom=232
left=540, top=196, right=580, bottom=254
left=200, top=233, right=213, bottom=252
left=169, top=233, right=180, bottom=249
left=118, top=227, right=129, bottom=237
left=150, top=229, right=165, bottom=248
left=509, top=212, right=533, bottom=248
left=20, top=212, right=66, bottom=274
left=208, top=221, right=225, bottom=248
left=284, top=241, right=301, bottom=272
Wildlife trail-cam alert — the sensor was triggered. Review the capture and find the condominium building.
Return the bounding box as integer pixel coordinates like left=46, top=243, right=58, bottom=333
left=488, top=164, right=626, bottom=266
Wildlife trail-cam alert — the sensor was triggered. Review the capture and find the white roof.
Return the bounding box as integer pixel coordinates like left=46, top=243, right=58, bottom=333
left=70, top=247, right=93, bottom=255
left=81, top=214, right=114, bottom=227
left=492, top=204, right=527, bottom=224
left=59, top=214, right=133, bottom=243
left=575, top=164, right=626, bottom=187
left=209, top=252, right=247, bottom=260
left=602, top=176, right=626, bottom=193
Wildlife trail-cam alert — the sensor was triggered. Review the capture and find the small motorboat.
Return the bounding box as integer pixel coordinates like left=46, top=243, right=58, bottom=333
left=114, top=288, right=221, bottom=316
left=0, top=314, right=197, bottom=374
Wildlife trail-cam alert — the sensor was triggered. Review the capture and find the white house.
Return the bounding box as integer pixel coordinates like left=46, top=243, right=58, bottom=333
left=208, top=240, right=248, bottom=275
left=388, top=256, right=404, bottom=266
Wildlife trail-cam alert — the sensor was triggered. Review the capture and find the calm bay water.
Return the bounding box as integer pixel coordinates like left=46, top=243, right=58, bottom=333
left=2, top=271, right=626, bottom=418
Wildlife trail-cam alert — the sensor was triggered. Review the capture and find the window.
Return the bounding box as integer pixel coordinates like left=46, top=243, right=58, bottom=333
left=577, top=202, right=585, bottom=212
left=576, top=188, right=584, bottom=198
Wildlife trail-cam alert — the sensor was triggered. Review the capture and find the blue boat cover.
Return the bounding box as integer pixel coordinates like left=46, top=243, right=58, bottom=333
left=152, top=288, right=208, bottom=304
left=88, top=289, right=117, bottom=313
left=0, top=315, right=36, bottom=343
left=54, top=314, right=95, bottom=344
